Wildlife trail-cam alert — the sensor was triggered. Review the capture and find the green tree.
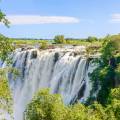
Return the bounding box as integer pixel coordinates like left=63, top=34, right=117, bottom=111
left=87, top=36, right=98, bottom=42
left=0, top=5, right=14, bottom=119
left=88, top=35, right=120, bottom=105
left=24, top=87, right=120, bottom=120
left=54, top=35, right=66, bottom=44
left=0, top=68, right=13, bottom=117
left=107, top=87, right=120, bottom=120
left=0, top=34, right=14, bottom=62
left=40, top=41, right=48, bottom=49
left=24, top=89, right=67, bottom=120
left=0, top=10, right=10, bottom=27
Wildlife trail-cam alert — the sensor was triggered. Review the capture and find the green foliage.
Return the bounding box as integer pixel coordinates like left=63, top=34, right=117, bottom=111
left=101, top=35, right=120, bottom=65
left=24, top=89, right=66, bottom=120
left=40, top=41, right=48, bottom=49
left=65, top=104, right=87, bottom=120
left=9, top=38, right=102, bottom=48
left=24, top=87, right=120, bottom=120
left=88, top=34, right=120, bottom=105
left=0, top=7, right=14, bottom=119
left=54, top=35, right=66, bottom=44
left=0, top=9, right=10, bottom=27
left=0, top=67, right=19, bottom=117
left=110, top=87, right=120, bottom=100
left=24, top=89, right=89, bottom=120
left=107, top=87, right=120, bottom=119
left=87, top=36, right=98, bottom=42
left=0, top=68, right=13, bottom=118
left=0, top=34, right=14, bottom=63
left=0, top=67, right=19, bottom=119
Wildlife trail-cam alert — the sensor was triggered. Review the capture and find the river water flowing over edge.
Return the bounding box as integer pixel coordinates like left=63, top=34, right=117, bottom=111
left=0, top=46, right=97, bottom=120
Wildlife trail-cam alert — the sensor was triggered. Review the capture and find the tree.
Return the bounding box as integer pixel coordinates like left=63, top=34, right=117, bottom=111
left=40, top=41, right=48, bottom=49
left=0, top=10, right=10, bottom=27
left=0, top=68, right=13, bottom=118
left=88, top=35, right=120, bottom=105
left=0, top=35, right=14, bottom=119
left=54, top=35, right=66, bottom=44
left=87, top=36, right=98, bottom=42
left=0, top=4, right=14, bottom=119
left=0, top=2, right=11, bottom=61
left=0, top=34, right=14, bottom=62
left=107, top=87, right=120, bottom=120
left=24, top=89, right=66, bottom=120
left=24, top=87, right=120, bottom=120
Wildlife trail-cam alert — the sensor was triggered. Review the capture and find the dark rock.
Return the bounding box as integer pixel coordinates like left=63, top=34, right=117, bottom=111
left=70, top=83, right=86, bottom=104
left=31, top=51, right=37, bottom=59
left=73, top=52, right=79, bottom=56
left=54, top=52, right=59, bottom=63
left=77, top=83, right=86, bottom=100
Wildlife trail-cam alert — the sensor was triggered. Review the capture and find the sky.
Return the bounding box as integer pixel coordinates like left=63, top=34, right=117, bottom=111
left=0, top=0, right=120, bottom=39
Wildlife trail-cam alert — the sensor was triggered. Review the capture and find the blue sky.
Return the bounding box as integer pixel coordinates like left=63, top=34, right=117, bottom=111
left=0, top=0, right=120, bottom=39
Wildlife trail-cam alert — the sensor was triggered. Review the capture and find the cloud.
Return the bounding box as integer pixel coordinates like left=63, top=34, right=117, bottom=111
left=5, top=15, right=80, bottom=25
left=110, top=13, right=120, bottom=23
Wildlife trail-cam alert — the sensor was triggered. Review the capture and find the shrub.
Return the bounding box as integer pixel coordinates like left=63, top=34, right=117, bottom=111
left=24, top=87, right=120, bottom=120
left=87, top=36, right=98, bottom=42
left=54, top=35, right=66, bottom=44
left=40, top=41, right=48, bottom=49
left=24, top=89, right=67, bottom=120
left=88, top=35, right=120, bottom=105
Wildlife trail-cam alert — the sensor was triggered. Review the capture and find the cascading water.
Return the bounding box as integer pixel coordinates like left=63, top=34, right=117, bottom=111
left=1, top=46, right=96, bottom=120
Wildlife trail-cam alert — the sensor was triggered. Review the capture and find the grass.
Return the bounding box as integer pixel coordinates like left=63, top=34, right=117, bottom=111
left=9, top=38, right=103, bottom=51
left=9, top=38, right=50, bottom=45
left=65, top=40, right=102, bottom=47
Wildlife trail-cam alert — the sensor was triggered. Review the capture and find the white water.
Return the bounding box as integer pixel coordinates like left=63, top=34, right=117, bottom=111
left=1, top=46, right=96, bottom=120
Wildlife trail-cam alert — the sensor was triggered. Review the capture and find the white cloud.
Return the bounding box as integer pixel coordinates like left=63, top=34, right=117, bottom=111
left=6, top=15, right=80, bottom=25
left=110, top=13, right=120, bottom=23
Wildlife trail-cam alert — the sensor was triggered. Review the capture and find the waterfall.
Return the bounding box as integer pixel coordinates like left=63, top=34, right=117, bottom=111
left=1, top=46, right=96, bottom=120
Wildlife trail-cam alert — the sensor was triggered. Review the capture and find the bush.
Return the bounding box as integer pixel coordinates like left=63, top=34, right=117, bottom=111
left=40, top=41, right=48, bottom=49
left=54, top=35, right=66, bottom=44
left=87, top=36, right=98, bottom=42
left=88, top=35, right=120, bottom=105
left=0, top=34, right=14, bottom=62
left=24, top=87, right=120, bottom=120
left=24, top=89, right=67, bottom=120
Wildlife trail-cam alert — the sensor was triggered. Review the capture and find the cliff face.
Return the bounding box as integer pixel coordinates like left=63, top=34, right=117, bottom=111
left=1, top=46, right=96, bottom=120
